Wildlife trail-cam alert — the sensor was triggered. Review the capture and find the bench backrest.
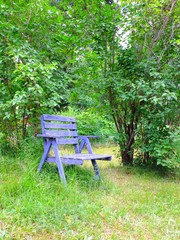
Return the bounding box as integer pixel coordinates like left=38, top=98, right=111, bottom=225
left=40, top=114, right=78, bottom=145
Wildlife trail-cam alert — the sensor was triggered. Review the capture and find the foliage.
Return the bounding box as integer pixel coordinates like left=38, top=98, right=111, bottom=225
left=61, top=108, right=116, bottom=141
left=0, top=0, right=71, bottom=150
left=109, top=47, right=179, bottom=168
left=113, top=0, right=180, bottom=168
left=65, top=0, right=180, bottom=169
left=0, top=39, right=58, bottom=148
left=0, top=0, right=179, bottom=170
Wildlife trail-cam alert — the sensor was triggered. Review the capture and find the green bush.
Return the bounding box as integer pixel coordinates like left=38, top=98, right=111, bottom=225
left=61, top=108, right=116, bottom=142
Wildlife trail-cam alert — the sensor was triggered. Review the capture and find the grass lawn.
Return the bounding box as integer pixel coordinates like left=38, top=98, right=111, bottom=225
left=0, top=144, right=179, bottom=240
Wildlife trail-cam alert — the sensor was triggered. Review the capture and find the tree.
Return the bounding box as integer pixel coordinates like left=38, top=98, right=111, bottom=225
left=0, top=0, right=179, bottom=170
left=67, top=0, right=180, bottom=168
left=0, top=0, right=71, bottom=149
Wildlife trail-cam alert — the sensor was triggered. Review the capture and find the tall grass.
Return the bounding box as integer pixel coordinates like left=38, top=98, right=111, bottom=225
left=0, top=140, right=179, bottom=239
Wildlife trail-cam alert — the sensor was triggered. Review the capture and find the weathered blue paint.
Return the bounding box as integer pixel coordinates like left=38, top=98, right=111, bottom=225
left=37, top=114, right=112, bottom=184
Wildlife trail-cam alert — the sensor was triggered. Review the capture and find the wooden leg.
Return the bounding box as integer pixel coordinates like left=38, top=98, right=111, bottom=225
left=38, top=140, right=52, bottom=172
left=52, top=139, right=67, bottom=185
left=83, top=138, right=101, bottom=180
left=79, top=139, right=85, bottom=153
left=91, top=160, right=100, bottom=180
left=82, top=138, right=101, bottom=180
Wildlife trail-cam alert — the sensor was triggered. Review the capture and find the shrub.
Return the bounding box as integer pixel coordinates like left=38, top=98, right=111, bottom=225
left=61, top=108, right=116, bottom=142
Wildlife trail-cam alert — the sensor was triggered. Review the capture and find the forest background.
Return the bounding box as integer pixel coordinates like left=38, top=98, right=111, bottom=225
left=0, top=0, right=180, bottom=170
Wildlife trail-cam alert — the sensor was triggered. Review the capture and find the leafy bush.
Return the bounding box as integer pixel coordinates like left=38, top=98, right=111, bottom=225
left=0, top=2, right=70, bottom=152
left=61, top=108, right=116, bottom=142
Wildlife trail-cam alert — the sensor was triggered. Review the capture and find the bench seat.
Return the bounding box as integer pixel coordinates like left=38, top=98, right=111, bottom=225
left=37, top=114, right=112, bottom=184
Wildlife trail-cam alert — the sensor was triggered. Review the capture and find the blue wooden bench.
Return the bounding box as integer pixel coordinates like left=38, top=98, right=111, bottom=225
left=37, top=114, right=112, bottom=184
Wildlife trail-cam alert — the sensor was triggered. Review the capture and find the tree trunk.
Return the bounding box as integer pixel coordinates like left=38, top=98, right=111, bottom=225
left=120, top=130, right=134, bottom=165
left=121, top=148, right=134, bottom=165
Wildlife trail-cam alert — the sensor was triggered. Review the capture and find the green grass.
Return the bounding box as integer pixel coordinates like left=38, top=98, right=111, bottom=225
left=0, top=144, right=179, bottom=240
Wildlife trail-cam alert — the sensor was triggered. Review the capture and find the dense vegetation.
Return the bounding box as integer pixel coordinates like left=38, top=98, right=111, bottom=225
left=0, top=0, right=179, bottom=170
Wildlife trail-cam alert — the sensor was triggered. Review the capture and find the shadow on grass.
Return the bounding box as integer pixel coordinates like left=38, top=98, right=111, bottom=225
left=40, top=163, right=113, bottom=192
left=108, top=163, right=180, bottom=181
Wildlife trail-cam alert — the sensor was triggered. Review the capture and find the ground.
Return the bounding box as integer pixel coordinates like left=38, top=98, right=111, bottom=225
left=0, top=145, right=179, bottom=239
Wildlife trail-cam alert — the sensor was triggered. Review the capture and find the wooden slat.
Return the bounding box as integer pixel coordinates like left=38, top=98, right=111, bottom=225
left=62, top=153, right=112, bottom=161
left=78, top=135, right=99, bottom=139
left=47, top=157, right=83, bottom=165
left=56, top=138, right=78, bottom=145
left=44, top=122, right=77, bottom=130
left=44, top=130, right=78, bottom=137
left=42, top=114, right=76, bottom=122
